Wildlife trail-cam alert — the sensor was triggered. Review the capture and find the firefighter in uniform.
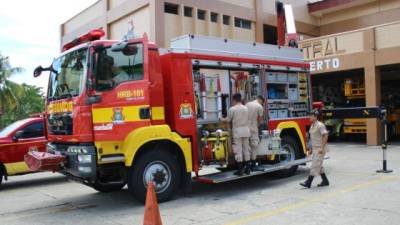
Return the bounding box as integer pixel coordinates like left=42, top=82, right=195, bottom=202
left=221, top=93, right=251, bottom=176
left=245, top=95, right=265, bottom=171
left=300, top=110, right=330, bottom=188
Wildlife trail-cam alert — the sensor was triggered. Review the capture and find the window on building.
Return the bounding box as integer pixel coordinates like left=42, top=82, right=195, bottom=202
left=184, top=6, right=192, bottom=17
left=223, top=15, right=230, bottom=25
left=235, top=18, right=252, bottom=29
left=211, top=12, right=218, bottom=23
left=263, top=24, right=277, bottom=45
left=197, top=9, right=206, bottom=20
left=164, top=3, right=179, bottom=15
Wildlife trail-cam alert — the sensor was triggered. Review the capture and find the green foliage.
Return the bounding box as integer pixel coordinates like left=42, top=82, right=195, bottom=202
left=0, top=52, right=44, bottom=128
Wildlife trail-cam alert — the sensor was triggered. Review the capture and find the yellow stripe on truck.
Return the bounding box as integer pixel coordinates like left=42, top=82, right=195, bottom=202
left=92, top=105, right=149, bottom=123
left=151, top=107, right=165, bottom=120
left=4, top=161, right=30, bottom=175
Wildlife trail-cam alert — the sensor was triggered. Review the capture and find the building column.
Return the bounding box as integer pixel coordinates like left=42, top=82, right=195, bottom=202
left=229, top=16, right=234, bottom=39
left=150, top=0, right=165, bottom=47
left=193, top=7, right=198, bottom=35
left=102, top=0, right=109, bottom=39
left=255, top=0, right=264, bottom=43
left=364, top=29, right=381, bottom=145
left=206, top=10, right=211, bottom=36
left=218, top=13, right=223, bottom=37
left=179, top=4, right=185, bottom=35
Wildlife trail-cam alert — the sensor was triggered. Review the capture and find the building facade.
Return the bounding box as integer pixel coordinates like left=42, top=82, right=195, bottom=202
left=61, top=0, right=400, bottom=145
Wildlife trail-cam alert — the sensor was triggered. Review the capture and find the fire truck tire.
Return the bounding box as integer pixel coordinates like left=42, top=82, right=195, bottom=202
left=0, top=164, right=3, bottom=186
left=128, top=150, right=180, bottom=203
left=92, top=181, right=126, bottom=193
left=272, top=135, right=300, bottom=178
left=0, top=162, right=7, bottom=185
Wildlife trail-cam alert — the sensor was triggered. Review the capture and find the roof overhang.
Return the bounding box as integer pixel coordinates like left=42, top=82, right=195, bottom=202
left=308, top=0, right=377, bottom=17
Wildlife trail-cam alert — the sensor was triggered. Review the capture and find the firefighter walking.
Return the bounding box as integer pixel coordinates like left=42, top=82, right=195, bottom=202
left=300, top=110, right=330, bottom=188
left=245, top=95, right=265, bottom=171
left=221, top=93, right=251, bottom=176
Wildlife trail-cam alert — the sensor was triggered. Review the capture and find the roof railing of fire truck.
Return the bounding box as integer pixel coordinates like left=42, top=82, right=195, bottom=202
left=62, top=29, right=105, bottom=52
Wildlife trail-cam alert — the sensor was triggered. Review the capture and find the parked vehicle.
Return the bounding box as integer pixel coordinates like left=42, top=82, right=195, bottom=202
left=27, top=2, right=313, bottom=203
left=0, top=117, right=46, bottom=186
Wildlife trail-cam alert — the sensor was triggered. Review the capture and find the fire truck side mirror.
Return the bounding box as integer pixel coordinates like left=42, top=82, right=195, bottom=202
left=111, top=41, right=128, bottom=52
left=111, top=42, right=138, bottom=56
left=33, top=66, right=44, bottom=77
left=33, top=65, right=55, bottom=78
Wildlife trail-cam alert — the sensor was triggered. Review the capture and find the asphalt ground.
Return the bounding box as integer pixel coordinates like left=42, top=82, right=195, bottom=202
left=0, top=142, right=399, bottom=225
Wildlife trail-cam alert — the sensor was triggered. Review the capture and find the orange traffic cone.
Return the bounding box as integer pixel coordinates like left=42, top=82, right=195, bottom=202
left=143, top=182, right=163, bottom=225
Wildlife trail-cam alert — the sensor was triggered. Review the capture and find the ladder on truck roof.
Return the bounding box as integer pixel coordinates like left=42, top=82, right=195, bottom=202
left=168, top=34, right=305, bottom=63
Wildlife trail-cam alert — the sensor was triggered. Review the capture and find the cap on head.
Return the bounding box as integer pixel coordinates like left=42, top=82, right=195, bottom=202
left=309, top=109, right=320, bottom=117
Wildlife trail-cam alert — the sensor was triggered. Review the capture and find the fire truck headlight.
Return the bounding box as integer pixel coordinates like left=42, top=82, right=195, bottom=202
left=78, top=166, right=92, bottom=174
left=67, top=146, right=89, bottom=154
left=77, top=155, right=92, bottom=163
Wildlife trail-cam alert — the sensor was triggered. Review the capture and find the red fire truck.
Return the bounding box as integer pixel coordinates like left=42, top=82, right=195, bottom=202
left=27, top=2, right=312, bottom=202
left=28, top=31, right=311, bottom=202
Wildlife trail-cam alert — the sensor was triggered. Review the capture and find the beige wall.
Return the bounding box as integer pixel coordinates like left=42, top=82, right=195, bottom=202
left=164, top=13, right=181, bottom=47
left=109, top=6, right=151, bottom=40
left=63, top=1, right=105, bottom=34
left=109, top=0, right=126, bottom=9
left=375, top=22, right=400, bottom=49
left=61, top=0, right=400, bottom=49
left=233, top=24, right=256, bottom=42
left=263, top=0, right=318, bottom=25
left=218, top=0, right=254, bottom=9
left=320, top=0, right=400, bottom=25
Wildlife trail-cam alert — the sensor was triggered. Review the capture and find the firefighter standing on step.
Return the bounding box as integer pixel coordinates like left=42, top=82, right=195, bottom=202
left=300, top=110, right=330, bottom=188
left=221, top=93, right=251, bottom=176
left=245, top=95, right=265, bottom=171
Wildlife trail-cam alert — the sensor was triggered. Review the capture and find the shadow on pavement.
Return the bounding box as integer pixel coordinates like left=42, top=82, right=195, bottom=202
left=56, top=167, right=310, bottom=211
left=0, top=174, right=68, bottom=191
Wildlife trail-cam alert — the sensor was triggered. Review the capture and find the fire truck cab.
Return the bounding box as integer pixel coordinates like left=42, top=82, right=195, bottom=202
left=30, top=29, right=312, bottom=202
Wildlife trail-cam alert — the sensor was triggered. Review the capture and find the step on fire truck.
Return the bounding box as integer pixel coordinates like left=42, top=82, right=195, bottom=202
left=26, top=3, right=313, bottom=202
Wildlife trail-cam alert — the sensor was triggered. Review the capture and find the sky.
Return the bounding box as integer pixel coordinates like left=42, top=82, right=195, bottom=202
left=0, top=0, right=98, bottom=91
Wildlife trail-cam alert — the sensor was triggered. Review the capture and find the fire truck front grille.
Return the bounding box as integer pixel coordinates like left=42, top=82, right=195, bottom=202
left=48, top=113, right=73, bottom=135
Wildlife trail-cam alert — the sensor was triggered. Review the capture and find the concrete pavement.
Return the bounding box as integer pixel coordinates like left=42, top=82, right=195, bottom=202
left=0, top=143, right=399, bottom=225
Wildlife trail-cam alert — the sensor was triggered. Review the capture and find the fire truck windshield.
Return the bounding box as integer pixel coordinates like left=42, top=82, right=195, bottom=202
left=94, top=43, right=144, bottom=91
left=48, top=48, right=88, bottom=100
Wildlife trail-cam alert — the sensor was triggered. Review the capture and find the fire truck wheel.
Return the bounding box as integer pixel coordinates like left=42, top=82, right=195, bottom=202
left=92, top=181, right=126, bottom=193
left=272, top=135, right=300, bottom=178
left=128, top=150, right=180, bottom=203
left=0, top=165, right=3, bottom=186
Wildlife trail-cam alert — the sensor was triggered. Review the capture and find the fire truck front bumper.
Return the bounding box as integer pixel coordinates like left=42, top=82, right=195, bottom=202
left=47, top=143, right=97, bottom=179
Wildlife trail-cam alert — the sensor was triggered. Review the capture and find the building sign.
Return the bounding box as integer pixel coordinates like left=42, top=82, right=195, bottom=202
left=301, top=37, right=346, bottom=60
left=301, top=36, right=348, bottom=72
left=309, top=57, right=340, bottom=72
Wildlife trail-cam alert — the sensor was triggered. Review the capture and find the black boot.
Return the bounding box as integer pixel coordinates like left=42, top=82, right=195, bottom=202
left=234, top=162, right=244, bottom=176
left=300, top=176, right=314, bottom=188
left=250, top=160, right=264, bottom=172
left=318, top=173, right=330, bottom=187
left=244, top=161, right=251, bottom=175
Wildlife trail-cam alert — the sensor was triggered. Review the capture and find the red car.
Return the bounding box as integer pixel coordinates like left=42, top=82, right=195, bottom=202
left=0, top=117, right=46, bottom=186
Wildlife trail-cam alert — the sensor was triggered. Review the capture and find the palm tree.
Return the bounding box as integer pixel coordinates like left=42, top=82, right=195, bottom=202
left=0, top=52, right=24, bottom=127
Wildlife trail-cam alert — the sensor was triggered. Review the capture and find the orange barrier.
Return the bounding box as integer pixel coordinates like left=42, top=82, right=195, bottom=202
left=143, top=182, right=163, bottom=225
